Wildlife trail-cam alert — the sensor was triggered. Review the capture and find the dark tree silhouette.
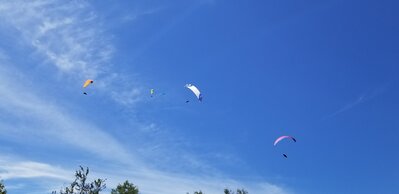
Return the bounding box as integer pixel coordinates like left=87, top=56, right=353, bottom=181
left=52, top=166, right=106, bottom=194
left=0, top=180, right=6, bottom=194
left=224, top=188, right=248, bottom=194
left=111, top=180, right=139, bottom=194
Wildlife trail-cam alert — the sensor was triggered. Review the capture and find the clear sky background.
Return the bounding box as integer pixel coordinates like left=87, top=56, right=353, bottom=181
left=0, top=0, right=398, bottom=194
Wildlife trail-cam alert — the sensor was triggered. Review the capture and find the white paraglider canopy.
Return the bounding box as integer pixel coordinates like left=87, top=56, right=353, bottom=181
left=185, top=84, right=202, bottom=101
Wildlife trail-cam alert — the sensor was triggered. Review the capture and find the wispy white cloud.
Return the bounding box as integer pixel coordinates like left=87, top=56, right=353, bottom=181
left=325, top=94, right=366, bottom=119
left=0, top=157, right=69, bottom=180
left=0, top=1, right=110, bottom=79
left=0, top=155, right=72, bottom=194
left=324, top=85, right=388, bottom=119
left=121, top=7, right=165, bottom=23
left=0, top=0, right=140, bottom=106
left=0, top=63, right=136, bottom=165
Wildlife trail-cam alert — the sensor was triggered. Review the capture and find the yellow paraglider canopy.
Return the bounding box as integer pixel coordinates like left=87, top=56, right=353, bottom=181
left=83, top=79, right=94, bottom=88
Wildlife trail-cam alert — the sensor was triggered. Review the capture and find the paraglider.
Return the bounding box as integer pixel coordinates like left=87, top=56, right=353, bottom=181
left=185, top=84, right=202, bottom=102
left=82, top=79, right=93, bottom=95
left=274, top=135, right=296, bottom=158
left=150, top=89, right=155, bottom=97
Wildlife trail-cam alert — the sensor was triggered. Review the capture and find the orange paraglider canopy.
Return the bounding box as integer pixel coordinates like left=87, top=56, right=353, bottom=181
left=83, top=79, right=94, bottom=88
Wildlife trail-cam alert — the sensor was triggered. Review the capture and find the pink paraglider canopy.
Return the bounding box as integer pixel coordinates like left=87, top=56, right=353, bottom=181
left=274, top=136, right=296, bottom=146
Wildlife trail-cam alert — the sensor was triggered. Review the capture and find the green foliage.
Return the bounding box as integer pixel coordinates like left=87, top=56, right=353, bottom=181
left=48, top=166, right=251, bottom=194
left=224, top=188, right=248, bottom=194
left=111, top=180, right=139, bottom=194
left=186, top=191, right=203, bottom=194
left=236, top=189, right=248, bottom=194
left=0, top=180, right=7, bottom=194
left=52, top=166, right=106, bottom=194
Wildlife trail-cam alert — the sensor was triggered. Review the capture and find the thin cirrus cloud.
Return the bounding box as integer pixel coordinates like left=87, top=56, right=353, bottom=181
left=0, top=63, right=137, bottom=165
left=0, top=0, right=110, bottom=79
left=0, top=1, right=292, bottom=194
left=0, top=0, right=141, bottom=106
left=0, top=155, right=72, bottom=194
left=324, top=85, right=389, bottom=119
left=0, top=157, right=70, bottom=181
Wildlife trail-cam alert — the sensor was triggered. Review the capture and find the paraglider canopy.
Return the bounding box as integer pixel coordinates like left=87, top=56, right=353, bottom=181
left=274, top=135, right=296, bottom=146
left=83, top=79, right=94, bottom=88
left=185, top=84, right=202, bottom=101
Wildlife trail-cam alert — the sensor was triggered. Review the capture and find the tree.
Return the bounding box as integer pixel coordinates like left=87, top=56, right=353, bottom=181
left=186, top=191, right=203, bottom=194
left=236, top=189, right=248, bottom=194
left=111, top=180, right=139, bottom=194
left=52, top=166, right=106, bottom=194
left=224, top=189, right=232, bottom=194
left=224, top=188, right=248, bottom=194
left=0, top=180, right=7, bottom=194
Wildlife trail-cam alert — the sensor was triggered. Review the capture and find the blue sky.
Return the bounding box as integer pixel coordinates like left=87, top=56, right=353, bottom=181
left=0, top=0, right=398, bottom=194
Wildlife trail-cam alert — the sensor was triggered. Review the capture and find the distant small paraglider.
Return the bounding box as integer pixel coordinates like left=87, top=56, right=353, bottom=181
left=150, top=89, right=155, bottom=97
left=185, top=84, right=202, bottom=102
left=82, top=79, right=93, bottom=95
left=274, top=135, right=296, bottom=158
